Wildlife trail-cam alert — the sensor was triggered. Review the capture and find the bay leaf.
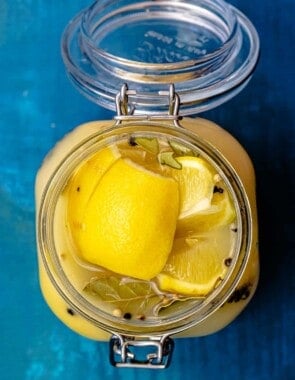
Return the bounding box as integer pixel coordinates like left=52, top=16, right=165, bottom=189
left=158, top=151, right=182, bottom=169
left=84, top=276, right=168, bottom=318
left=168, top=140, right=196, bottom=157
left=134, top=137, right=159, bottom=154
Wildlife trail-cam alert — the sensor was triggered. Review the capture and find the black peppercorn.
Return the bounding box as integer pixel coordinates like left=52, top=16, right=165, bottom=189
left=224, top=258, right=232, bottom=267
left=227, top=284, right=252, bottom=303
left=67, top=308, right=75, bottom=316
left=213, top=186, right=224, bottom=194
left=128, top=136, right=138, bottom=146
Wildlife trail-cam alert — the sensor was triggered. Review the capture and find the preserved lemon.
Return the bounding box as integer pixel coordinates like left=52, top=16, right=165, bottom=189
left=69, top=157, right=179, bottom=280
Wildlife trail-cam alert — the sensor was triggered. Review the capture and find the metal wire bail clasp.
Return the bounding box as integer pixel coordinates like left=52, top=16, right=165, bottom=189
left=115, top=83, right=182, bottom=126
left=110, top=334, right=174, bottom=369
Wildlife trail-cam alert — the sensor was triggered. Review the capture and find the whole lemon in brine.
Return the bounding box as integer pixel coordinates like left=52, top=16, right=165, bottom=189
left=69, top=157, right=179, bottom=280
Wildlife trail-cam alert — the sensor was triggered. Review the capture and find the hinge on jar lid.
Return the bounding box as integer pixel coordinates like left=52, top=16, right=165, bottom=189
left=109, top=334, right=174, bottom=369
left=114, top=83, right=182, bottom=126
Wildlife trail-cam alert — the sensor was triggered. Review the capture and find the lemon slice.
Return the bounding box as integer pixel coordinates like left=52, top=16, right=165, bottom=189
left=176, top=185, right=236, bottom=236
left=71, top=158, right=179, bottom=280
left=169, top=156, right=216, bottom=218
left=157, top=227, right=234, bottom=296
left=65, top=146, right=120, bottom=228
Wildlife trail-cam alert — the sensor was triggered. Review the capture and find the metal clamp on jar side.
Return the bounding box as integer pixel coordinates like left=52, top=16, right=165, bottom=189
left=110, top=335, right=174, bottom=368
left=114, top=83, right=182, bottom=125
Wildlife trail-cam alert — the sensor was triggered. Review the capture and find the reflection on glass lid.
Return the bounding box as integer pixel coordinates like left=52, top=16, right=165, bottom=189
left=61, top=0, right=259, bottom=115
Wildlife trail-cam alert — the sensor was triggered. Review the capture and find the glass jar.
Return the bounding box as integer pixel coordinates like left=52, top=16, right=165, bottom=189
left=36, top=0, right=260, bottom=369
left=61, top=0, right=259, bottom=114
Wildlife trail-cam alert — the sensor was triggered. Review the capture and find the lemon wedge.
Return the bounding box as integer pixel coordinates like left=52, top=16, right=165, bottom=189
left=65, top=146, right=120, bottom=229
left=71, top=158, right=179, bottom=280
left=176, top=185, right=236, bottom=236
left=169, top=156, right=215, bottom=219
left=157, top=227, right=234, bottom=296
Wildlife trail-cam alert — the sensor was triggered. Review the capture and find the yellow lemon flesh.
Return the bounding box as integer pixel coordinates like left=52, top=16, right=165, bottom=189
left=71, top=158, right=179, bottom=280
left=65, top=146, right=120, bottom=230
left=169, top=156, right=216, bottom=218
left=176, top=185, right=236, bottom=236
left=157, top=158, right=236, bottom=296
left=157, top=227, right=234, bottom=296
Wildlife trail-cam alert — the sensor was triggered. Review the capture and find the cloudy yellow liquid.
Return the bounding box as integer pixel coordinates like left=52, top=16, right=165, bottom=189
left=36, top=118, right=259, bottom=340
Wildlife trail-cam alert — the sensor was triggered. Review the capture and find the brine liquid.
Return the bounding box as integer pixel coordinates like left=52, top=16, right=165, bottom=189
left=36, top=118, right=259, bottom=340
left=54, top=134, right=238, bottom=322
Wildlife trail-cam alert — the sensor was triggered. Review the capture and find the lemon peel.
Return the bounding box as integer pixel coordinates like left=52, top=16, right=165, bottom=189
left=65, top=146, right=120, bottom=229
left=72, top=158, right=180, bottom=280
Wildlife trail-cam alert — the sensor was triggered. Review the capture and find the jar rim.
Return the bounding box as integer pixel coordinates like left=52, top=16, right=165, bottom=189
left=61, top=0, right=259, bottom=115
left=37, top=121, right=252, bottom=337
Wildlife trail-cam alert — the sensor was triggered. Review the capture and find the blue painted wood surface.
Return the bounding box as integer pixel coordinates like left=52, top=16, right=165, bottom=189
left=0, top=1, right=294, bottom=379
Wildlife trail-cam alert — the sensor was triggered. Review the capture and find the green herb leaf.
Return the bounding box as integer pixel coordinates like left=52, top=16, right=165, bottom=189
left=134, top=137, right=159, bottom=154
left=169, top=141, right=196, bottom=157
left=158, top=151, right=182, bottom=169
left=84, top=276, right=169, bottom=318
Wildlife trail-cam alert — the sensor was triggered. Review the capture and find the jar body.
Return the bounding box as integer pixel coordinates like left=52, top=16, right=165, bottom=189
left=35, top=117, right=259, bottom=340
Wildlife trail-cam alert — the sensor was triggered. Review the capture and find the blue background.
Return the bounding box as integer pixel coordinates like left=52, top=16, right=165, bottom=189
left=0, top=1, right=294, bottom=379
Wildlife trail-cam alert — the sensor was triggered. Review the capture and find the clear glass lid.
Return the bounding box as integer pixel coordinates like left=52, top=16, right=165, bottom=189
left=61, top=0, right=259, bottom=115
